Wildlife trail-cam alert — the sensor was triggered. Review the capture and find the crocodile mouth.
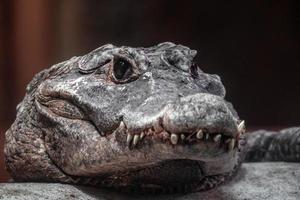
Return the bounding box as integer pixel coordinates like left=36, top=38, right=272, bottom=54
left=66, top=121, right=246, bottom=193
left=118, top=120, right=246, bottom=152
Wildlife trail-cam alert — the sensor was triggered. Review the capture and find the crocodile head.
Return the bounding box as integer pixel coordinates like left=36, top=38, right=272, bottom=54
left=5, top=42, right=246, bottom=193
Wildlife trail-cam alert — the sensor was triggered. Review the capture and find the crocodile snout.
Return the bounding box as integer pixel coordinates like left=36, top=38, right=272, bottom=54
left=163, top=93, right=239, bottom=137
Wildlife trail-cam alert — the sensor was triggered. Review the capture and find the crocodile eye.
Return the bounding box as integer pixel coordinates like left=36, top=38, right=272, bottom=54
left=114, top=58, right=132, bottom=79
left=112, top=57, right=135, bottom=83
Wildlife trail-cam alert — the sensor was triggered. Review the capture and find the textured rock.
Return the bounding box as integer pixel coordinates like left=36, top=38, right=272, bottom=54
left=1, top=162, right=299, bottom=200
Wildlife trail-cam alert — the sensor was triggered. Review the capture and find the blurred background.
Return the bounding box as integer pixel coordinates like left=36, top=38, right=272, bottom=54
left=0, top=0, right=299, bottom=182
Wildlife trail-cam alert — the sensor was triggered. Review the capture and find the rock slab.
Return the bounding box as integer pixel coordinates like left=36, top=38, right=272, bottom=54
left=0, top=162, right=299, bottom=200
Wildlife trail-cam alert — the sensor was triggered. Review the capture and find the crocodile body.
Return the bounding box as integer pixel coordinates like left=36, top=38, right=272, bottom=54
left=4, top=42, right=300, bottom=193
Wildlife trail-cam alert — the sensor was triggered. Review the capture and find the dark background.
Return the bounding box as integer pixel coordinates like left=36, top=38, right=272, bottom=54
left=0, top=0, right=299, bottom=182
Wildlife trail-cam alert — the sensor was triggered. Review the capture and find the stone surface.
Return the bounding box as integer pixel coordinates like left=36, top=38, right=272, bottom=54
left=0, top=162, right=299, bottom=200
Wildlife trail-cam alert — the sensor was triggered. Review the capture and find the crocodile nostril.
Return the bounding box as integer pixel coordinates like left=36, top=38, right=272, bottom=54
left=178, top=93, right=184, bottom=98
left=180, top=79, right=189, bottom=84
left=162, top=93, right=238, bottom=136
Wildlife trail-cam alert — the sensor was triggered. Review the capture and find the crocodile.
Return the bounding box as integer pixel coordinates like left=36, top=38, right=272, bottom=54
left=4, top=42, right=300, bottom=193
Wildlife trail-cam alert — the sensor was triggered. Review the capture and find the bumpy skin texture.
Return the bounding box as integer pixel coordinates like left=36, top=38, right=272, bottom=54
left=4, top=42, right=300, bottom=193
left=245, top=128, right=300, bottom=162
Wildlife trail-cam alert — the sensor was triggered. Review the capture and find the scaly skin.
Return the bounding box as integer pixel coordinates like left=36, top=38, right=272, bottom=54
left=4, top=42, right=300, bottom=193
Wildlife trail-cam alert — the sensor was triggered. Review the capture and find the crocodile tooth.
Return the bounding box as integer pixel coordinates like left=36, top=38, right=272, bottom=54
left=196, top=130, right=203, bottom=139
left=181, top=134, right=185, bottom=140
left=228, top=139, right=235, bottom=150
left=100, top=131, right=106, bottom=136
left=170, top=134, right=178, bottom=145
left=205, top=133, right=209, bottom=140
left=238, top=120, right=245, bottom=134
left=119, top=121, right=125, bottom=129
left=213, top=134, right=222, bottom=143
left=140, top=131, right=145, bottom=139
left=133, top=135, right=140, bottom=147
left=126, top=134, right=133, bottom=145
